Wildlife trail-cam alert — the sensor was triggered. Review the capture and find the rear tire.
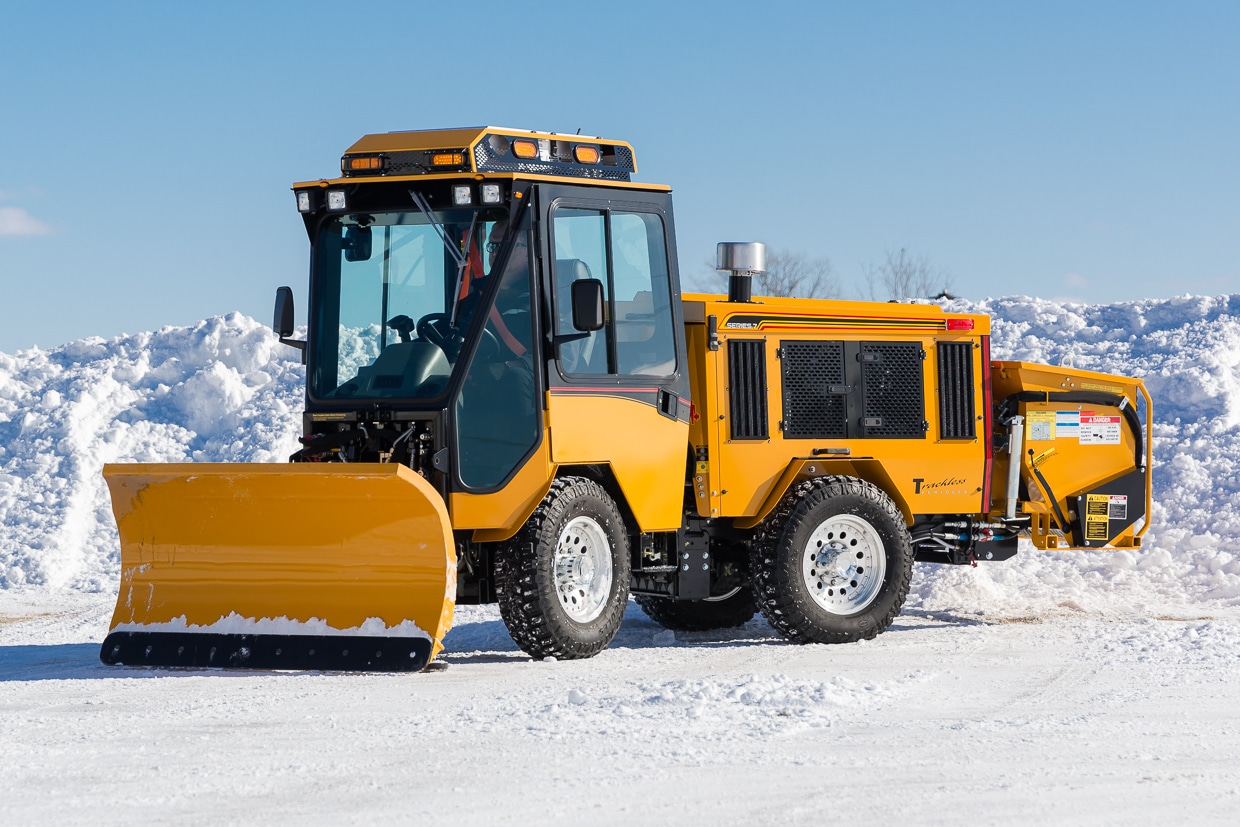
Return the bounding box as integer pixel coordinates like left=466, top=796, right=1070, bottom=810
left=751, top=476, right=913, bottom=644
left=634, top=590, right=757, bottom=632
left=495, top=477, right=630, bottom=659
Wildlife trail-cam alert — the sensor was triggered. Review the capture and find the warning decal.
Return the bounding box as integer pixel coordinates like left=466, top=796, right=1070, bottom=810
left=1026, top=410, right=1056, bottom=441
left=1079, top=411, right=1122, bottom=445
left=1055, top=410, right=1080, bottom=439
left=1085, top=494, right=1110, bottom=541
left=1084, top=494, right=1128, bottom=542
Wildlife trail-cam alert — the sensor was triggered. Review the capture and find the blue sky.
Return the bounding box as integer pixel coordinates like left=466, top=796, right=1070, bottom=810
left=1, top=1, right=1236, bottom=353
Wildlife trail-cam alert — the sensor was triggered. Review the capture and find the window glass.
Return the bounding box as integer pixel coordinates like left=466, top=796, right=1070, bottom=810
left=310, top=209, right=504, bottom=400
left=456, top=227, right=538, bottom=488
left=552, top=209, right=610, bottom=373
left=551, top=207, right=676, bottom=378
left=611, top=213, right=676, bottom=376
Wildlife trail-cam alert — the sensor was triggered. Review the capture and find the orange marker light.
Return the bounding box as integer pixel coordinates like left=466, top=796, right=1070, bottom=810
left=432, top=153, right=464, bottom=166
left=512, top=140, right=538, bottom=159
left=345, top=156, right=383, bottom=171
left=573, top=145, right=600, bottom=164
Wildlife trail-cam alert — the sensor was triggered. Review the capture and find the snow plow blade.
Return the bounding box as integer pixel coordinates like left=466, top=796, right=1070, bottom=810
left=100, top=463, right=455, bottom=672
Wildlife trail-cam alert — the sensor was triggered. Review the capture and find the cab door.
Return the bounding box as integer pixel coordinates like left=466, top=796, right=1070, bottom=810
left=542, top=187, right=691, bottom=531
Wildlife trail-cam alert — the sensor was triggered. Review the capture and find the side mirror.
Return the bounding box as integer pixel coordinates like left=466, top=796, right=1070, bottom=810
left=570, top=279, right=605, bottom=332
left=274, top=286, right=296, bottom=337
left=343, top=225, right=372, bottom=262
left=273, top=287, right=307, bottom=363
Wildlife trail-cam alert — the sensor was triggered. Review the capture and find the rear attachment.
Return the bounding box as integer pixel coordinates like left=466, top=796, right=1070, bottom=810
left=101, top=462, right=456, bottom=672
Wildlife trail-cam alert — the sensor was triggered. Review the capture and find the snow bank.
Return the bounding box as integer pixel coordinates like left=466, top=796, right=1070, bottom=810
left=0, top=313, right=303, bottom=591
left=2, top=296, right=1239, bottom=619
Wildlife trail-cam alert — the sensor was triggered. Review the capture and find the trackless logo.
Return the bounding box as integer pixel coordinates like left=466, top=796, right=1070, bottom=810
left=913, top=476, right=969, bottom=495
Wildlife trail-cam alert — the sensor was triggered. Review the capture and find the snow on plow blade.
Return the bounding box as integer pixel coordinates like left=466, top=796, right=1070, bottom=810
left=100, top=463, right=455, bottom=672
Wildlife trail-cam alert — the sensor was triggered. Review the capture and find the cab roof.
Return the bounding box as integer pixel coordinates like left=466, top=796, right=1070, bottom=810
left=336, top=126, right=641, bottom=185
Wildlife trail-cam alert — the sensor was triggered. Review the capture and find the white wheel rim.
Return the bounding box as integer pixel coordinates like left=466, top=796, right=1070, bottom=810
left=553, top=516, right=613, bottom=623
left=801, top=514, right=886, bottom=616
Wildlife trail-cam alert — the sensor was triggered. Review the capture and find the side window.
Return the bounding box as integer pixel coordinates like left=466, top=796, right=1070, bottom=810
left=552, top=209, right=610, bottom=374
left=611, top=213, right=676, bottom=376
left=551, top=207, right=676, bottom=378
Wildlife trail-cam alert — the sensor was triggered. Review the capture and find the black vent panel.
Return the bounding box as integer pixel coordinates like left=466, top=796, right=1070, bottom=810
left=781, top=341, right=847, bottom=439
left=728, top=340, right=768, bottom=440
left=937, top=342, right=976, bottom=439
left=860, top=342, right=926, bottom=438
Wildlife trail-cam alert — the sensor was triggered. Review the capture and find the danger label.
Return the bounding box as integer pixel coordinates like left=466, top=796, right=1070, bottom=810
left=1079, top=412, right=1121, bottom=445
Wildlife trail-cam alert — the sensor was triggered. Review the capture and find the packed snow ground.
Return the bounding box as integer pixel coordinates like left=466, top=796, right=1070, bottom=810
left=3, top=296, right=1240, bottom=824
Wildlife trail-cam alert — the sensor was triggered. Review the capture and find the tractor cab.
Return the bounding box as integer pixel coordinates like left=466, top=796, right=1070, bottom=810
left=280, top=127, right=689, bottom=497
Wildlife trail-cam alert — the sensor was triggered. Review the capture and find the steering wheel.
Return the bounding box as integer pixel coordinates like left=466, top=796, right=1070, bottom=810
left=415, top=312, right=500, bottom=362
left=415, top=312, right=457, bottom=349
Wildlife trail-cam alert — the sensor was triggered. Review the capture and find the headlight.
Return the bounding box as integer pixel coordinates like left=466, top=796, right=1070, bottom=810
left=326, top=190, right=347, bottom=211
left=296, top=191, right=312, bottom=213
left=452, top=185, right=473, bottom=206
left=480, top=183, right=502, bottom=204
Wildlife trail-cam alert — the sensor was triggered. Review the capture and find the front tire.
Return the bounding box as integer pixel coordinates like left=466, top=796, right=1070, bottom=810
left=495, top=477, right=631, bottom=659
left=751, top=476, right=913, bottom=644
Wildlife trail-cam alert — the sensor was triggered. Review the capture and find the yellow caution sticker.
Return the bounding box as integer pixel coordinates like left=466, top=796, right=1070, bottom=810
left=1031, top=447, right=1057, bottom=467
left=1085, top=494, right=1110, bottom=540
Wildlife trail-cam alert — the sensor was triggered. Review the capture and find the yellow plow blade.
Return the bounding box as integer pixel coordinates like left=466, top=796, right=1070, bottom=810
left=100, top=462, right=455, bottom=671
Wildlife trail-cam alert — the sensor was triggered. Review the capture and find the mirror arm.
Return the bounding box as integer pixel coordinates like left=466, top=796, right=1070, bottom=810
left=279, top=336, right=307, bottom=364
left=549, top=331, right=591, bottom=347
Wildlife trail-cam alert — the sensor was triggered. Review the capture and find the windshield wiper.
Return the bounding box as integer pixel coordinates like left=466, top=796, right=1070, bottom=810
left=409, top=190, right=477, bottom=326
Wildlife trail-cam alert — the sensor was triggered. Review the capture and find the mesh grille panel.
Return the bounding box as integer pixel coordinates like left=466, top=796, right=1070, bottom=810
left=472, top=140, right=633, bottom=181
left=728, top=340, right=768, bottom=440
left=781, top=341, right=847, bottom=439
left=937, top=342, right=976, bottom=439
left=861, top=342, right=926, bottom=438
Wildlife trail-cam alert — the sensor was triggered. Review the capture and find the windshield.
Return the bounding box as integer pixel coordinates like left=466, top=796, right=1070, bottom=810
left=309, top=207, right=509, bottom=400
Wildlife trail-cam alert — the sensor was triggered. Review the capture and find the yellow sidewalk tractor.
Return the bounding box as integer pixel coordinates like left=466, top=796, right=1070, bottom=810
left=100, top=127, right=1152, bottom=671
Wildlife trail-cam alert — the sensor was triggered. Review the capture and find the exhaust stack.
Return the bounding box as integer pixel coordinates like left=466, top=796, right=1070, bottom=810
left=716, top=242, right=766, bottom=303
